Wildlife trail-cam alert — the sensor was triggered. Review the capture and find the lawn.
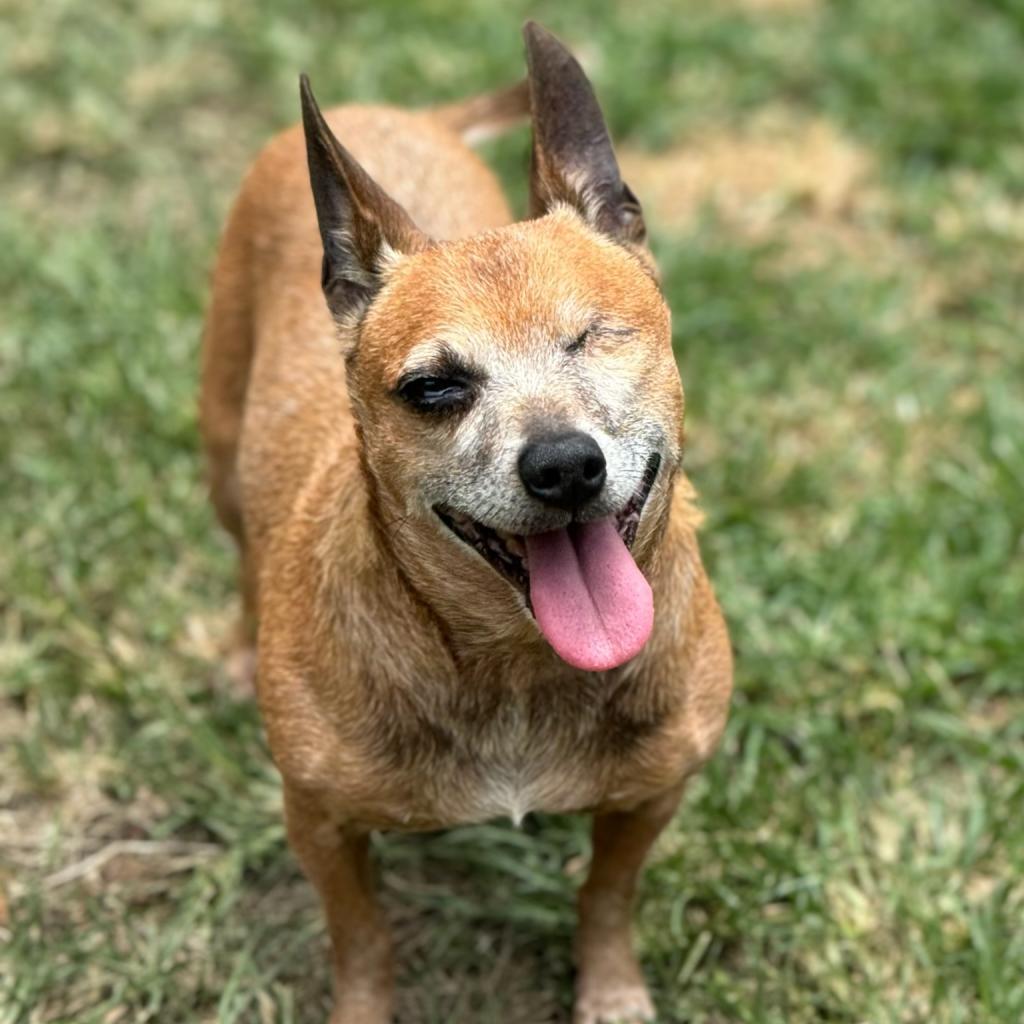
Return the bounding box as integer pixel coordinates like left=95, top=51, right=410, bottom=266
left=1, top=0, right=1022, bottom=1021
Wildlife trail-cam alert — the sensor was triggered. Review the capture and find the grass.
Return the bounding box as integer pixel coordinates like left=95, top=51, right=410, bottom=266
left=1, top=0, right=1022, bottom=1021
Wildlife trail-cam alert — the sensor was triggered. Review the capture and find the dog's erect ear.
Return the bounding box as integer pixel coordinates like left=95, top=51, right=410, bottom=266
left=300, top=75, right=430, bottom=322
left=522, top=22, right=645, bottom=246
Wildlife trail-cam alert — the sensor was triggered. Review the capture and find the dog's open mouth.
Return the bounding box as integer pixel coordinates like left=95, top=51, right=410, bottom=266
left=436, top=452, right=662, bottom=671
left=434, top=452, right=661, bottom=596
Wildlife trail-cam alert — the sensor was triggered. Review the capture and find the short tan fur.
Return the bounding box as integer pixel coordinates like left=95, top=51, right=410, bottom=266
left=200, top=22, right=732, bottom=1024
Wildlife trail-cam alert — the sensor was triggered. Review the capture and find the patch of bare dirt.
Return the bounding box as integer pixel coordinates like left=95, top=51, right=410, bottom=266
left=0, top=691, right=179, bottom=901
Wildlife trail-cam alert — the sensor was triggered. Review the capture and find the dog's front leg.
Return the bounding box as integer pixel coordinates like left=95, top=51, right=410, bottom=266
left=574, top=783, right=685, bottom=1024
left=284, top=784, right=393, bottom=1024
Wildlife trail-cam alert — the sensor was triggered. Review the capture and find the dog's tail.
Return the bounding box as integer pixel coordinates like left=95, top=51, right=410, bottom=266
left=431, top=78, right=530, bottom=145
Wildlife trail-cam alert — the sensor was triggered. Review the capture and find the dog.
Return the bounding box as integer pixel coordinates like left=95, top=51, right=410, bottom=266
left=200, top=21, right=732, bottom=1024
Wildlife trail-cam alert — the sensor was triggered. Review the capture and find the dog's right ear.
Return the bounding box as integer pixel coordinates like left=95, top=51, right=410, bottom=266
left=300, top=75, right=430, bottom=324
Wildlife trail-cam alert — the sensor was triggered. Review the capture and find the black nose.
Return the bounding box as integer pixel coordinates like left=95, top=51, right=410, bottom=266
left=518, top=430, right=607, bottom=511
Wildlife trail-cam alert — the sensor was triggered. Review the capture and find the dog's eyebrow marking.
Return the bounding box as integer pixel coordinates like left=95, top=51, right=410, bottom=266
left=593, top=322, right=638, bottom=338
left=395, top=343, right=485, bottom=387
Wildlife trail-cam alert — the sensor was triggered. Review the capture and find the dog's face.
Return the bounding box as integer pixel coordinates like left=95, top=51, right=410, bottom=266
left=354, top=208, right=680, bottom=558
left=301, top=24, right=682, bottom=670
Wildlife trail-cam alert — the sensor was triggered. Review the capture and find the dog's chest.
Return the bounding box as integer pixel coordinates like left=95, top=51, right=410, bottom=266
left=451, top=702, right=589, bottom=824
left=376, top=673, right=662, bottom=828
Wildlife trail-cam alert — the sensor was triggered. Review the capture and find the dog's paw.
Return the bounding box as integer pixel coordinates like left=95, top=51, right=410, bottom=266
left=573, top=983, right=656, bottom=1024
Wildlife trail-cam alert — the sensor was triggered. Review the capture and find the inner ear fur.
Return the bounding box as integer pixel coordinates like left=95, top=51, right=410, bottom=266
left=522, top=21, right=646, bottom=247
left=299, top=74, right=430, bottom=322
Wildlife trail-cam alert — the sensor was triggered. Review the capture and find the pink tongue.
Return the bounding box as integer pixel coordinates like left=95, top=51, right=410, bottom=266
left=524, top=517, right=654, bottom=672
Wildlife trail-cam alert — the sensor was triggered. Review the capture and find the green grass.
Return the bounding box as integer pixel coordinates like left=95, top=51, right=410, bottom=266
left=2, top=0, right=1023, bottom=1021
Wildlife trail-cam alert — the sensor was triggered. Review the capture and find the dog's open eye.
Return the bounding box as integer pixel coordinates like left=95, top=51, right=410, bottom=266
left=396, top=375, right=474, bottom=414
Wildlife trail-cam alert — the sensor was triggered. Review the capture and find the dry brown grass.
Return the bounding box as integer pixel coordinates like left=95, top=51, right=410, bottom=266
left=620, top=113, right=891, bottom=265
left=729, top=0, right=818, bottom=11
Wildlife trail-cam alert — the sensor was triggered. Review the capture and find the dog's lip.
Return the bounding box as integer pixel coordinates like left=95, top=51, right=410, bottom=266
left=434, top=452, right=662, bottom=593
left=435, top=508, right=531, bottom=594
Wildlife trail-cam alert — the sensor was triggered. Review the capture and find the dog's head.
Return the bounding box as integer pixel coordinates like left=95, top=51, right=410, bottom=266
left=300, top=23, right=684, bottom=672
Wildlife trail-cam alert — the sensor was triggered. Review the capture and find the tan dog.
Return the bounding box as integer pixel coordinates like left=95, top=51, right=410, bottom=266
left=200, top=22, right=732, bottom=1024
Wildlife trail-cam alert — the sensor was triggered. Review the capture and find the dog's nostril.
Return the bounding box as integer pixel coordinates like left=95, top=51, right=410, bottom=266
left=518, top=430, right=607, bottom=511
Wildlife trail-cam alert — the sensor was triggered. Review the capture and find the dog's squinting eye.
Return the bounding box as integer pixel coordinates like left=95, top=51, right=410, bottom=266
left=566, top=328, right=590, bottom=354
left=396, top=375, right=474, bottom=413
left=567, top=324, right=636, bottom=353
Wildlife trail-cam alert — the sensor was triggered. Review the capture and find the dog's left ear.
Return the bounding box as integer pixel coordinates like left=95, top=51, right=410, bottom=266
left=300, top=74, right=430, bottom=323
left=523, top=22, right=645, bottom=246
